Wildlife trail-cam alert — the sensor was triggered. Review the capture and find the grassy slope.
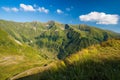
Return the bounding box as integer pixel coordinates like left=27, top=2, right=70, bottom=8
left=0, top=20, right=120, bottom=59
left=0, top=28, right=53, bottom=80
left=15, top=39, right=120, bottom=80
left=0, top=20, right=64, bottom=59
left=0, top=20, right=120, bottom=80
left=0, top=20, right=64, bottom=43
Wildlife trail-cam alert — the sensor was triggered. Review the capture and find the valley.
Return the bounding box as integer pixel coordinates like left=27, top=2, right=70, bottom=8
left=0, top=20, right=120, bottom=80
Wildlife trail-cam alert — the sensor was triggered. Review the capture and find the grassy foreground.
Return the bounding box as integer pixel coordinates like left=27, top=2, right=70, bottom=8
left=15, top=39, right=120, bottom=80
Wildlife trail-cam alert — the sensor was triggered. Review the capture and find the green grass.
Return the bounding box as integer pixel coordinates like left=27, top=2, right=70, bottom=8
left=16, top=39, right=120, bottom=80
left=0, top=28, right=54, bottom=80
left=0, top=20, right=120, bottom=59
left=0, top=46, right=56, bottom=80
left=0, top=20, right=120, bottom=80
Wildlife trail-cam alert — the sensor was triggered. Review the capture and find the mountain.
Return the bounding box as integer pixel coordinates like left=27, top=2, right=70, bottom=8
left=13, top=39, right=120, bottom=80
left=0, top=20, right=120, bottom=80
left=0, top=26, right=53, bottom=80
left=0, top=20, right=119, bottom=59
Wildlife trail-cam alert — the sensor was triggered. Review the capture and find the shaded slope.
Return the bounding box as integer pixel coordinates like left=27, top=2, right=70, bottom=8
left=34, top=24, right=120, bottom=59
left=15, top=39, right=120, bottom=80
left=0, top=20, right=120, bottom=80
left=0, top=20, right=120, bottom=59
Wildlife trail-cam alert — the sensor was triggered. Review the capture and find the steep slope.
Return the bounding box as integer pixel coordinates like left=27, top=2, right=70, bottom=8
left=0, top=20, right=120, bottom=80
left=34, top=24, right=120, bottom=59
left=15, top=39, right=120, bottom=80
left=0, top=20, right=44, bottom=43
left=0, top=20, right=120, bottom=59
left=0, top=28, right=53, bottom=80
left=0, top=20, right=64, bottom=59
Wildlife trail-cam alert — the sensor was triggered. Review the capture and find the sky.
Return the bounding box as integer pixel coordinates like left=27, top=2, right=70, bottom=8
left=0, top=0, right=120, bottom=33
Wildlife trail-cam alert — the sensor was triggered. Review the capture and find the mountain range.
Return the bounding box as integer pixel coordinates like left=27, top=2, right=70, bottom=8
left=0, top=20, right=120, bottom=80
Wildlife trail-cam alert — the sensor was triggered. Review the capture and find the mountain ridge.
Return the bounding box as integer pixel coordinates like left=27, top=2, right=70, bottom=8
left=0, top=19, right=120, bottom=80
left=0, top=19, right=120, bottom=59
left=11, top=39, right=120, bottom=80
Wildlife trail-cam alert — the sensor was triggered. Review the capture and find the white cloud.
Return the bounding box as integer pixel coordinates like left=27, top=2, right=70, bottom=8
left=2, top=7, right=10, bottom=12
left=2, top=7, right=19, bottom=12
left=38, top=7, right=49, bottom=13
left=79, top=11, right=119, bottom=25
left=2, top=4, right=49, bottom=14
left=20, top=3, right=35, bottom=11
left=11, top=7, right=19, bottom=12
left=57, top=9, right=63, bottom=14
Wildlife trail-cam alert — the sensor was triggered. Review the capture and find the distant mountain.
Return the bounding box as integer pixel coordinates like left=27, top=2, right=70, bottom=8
left=0, top=20, right=120, bottom=59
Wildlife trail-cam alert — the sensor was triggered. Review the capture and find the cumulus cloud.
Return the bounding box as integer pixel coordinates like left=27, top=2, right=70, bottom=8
left=2, top=3, right=50, bottom=14
left=79, top=11, right=119, bottom=25
left=38, top=7, right=49, bottom=13
left=2, top=7, right=19, bottom=12
left=57, top=9, right=63, bottom=14
left=20, top=3, right=35, bottom=11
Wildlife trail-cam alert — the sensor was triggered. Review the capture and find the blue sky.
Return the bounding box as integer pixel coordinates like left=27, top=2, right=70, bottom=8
left=0, top=0, right=120, bottom=32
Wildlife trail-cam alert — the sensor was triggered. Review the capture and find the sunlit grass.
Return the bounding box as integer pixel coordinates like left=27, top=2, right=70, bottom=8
left=16, top=39, right=120, bottom=80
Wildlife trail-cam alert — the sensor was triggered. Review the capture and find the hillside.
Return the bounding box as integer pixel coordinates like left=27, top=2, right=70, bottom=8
left=0, top=28, right=53, bottom=80
left=14, top=39, right=120, bottom=80
left=0, top=20, right=119, bottom=59
left=1, top=0, right=120, bottom=80
left=0, top=20, right=120, bottom=80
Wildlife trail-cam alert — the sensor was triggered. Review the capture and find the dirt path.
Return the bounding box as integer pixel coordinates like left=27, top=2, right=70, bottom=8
left=9, top=62, right=55, bottom=80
